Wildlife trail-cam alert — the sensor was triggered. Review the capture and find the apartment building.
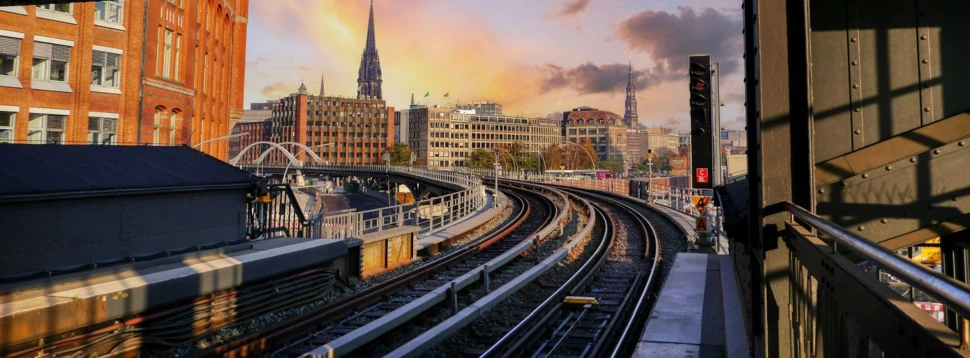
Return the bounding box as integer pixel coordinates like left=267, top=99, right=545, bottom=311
left=407, top=105, right=467, bottom=168
left=0, top=1, right=248, bottom=161
left=464, top=113, right=560, bottom=153
left=562, top=106, right=627, bottom=162
left=227, top=107, right=270, bottom=163
left=265, top=85, right=395, bottom=166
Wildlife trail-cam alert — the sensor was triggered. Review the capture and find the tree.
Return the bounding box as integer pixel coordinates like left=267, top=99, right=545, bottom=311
left=598, top=160, right=624, bottom=173
left=387, top=143, right=414, bottom=165
left=650, top=147, right=676, bottom=172
left=467, top=149, right=495, bottom=169
left=563, top=139, right=597, bottom=169
left=543, top=144, right=563, bottom=171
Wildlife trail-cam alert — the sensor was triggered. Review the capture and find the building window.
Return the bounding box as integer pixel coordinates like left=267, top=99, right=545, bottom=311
left=88, top=116, right=117, bottom=144
left=94, top=0, right=123, bottom=25
left=0, top=36, right=21, bottom=77
left=162, top=29, right=172, bottom=78
left=0, top=111, right=14, bottom=143
left=32, top=42, right=71, bottom=82
left=28, top=114, right=65, bottom=144
left=173, top=34, right=181, bottom=81
left=153, top=107, right=164, bottom=145
left=91, top=50, right=120, bottom=88
left=169, top=111, right=180, bottom=144
left=37, top=3, right=71, bottom=13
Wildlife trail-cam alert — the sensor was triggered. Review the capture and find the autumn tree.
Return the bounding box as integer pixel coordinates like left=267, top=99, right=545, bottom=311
left=467, top=149, right=495, bottom=169
left=386, top=143, right=414, bottom=165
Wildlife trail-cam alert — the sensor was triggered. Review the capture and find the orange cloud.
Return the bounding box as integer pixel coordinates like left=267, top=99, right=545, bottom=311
left=251, top=0, right=555, bottom=116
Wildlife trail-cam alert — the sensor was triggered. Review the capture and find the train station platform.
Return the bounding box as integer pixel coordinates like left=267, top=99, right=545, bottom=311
left=415, top=189, right=506, bottom=255
left=0, top=237, right=347, bottom=348
left=634, top=253, right=749, bottom=358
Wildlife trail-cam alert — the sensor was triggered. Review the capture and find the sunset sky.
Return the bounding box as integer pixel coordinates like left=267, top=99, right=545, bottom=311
left=244, top=0, right=745, bottom=130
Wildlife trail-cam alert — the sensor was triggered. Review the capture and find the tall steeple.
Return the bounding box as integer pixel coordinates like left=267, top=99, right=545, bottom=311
left=319, top=74, right=325, bottom=96
left=410, top=92, right=415, bottom=106
left=356, top=0, right=383, bottom=100
left=297, top=81, right=308, bottom=95
left=623, top=62, right=638, bottom=129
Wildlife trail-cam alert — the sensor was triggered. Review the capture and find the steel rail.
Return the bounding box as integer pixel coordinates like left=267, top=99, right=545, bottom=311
left=481, top=205, right=613, bottom=358
left=197, top=186, right=553, bottom=358
left=304, top=185, right=571, bottom=357
left=783, top=201, right=970, bottom=321
left=381, top=190, right=597, bottom=358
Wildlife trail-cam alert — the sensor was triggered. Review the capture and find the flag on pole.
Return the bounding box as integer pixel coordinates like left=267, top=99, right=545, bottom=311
left=443, top=93, right=450, bottom=98
left=424, top=91, right=430, bottom=97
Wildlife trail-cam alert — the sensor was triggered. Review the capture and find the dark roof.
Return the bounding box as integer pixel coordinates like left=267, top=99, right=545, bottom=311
left=0, top=145, right=256, bottom=198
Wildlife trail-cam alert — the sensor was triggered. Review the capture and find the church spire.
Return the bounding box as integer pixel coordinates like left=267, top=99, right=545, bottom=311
left=623, top=62, right=638, bottom=129
left=356, top=0, right=383, bottom=100
left=410, top=92, right=415, bottom=106
left=319, top=74, right=325, bottom=96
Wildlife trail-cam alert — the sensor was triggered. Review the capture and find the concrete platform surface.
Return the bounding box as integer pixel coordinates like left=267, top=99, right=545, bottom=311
left=634, top=252, right=750, bottom=358
left=0, top=238, right=347, bottom=347
left=415, top=190, right=505, bottom=251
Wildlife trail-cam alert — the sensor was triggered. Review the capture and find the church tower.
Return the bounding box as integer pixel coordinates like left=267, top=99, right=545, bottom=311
left=623, top=62, right=638, bottom=129
left=356, top=0, right=383, bottom=100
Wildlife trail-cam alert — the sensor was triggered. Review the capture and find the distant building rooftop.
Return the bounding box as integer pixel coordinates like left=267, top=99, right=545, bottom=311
left=0, top=145, right=256, bottom=201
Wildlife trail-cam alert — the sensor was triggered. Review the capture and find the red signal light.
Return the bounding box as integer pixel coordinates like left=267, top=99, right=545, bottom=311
left=694, top=81, right=706, bottom=90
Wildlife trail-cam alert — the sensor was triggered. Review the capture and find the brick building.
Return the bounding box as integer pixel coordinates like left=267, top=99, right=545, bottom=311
left=0, top=1, right=248, bottom=161
left=263, top=84, right=395, bottom=166
left=141, top=0, right=248, bottom=160
left=227, top=107, right=270, bottom=163
left=0, top=2, right=146, bottom=145
left=562, top=106, right=627, bottom=162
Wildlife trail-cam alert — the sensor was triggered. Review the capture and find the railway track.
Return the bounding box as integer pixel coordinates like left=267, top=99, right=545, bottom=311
left=193, top=183, right=569, bottom=357
left=380, top=188, right=674, bottom=358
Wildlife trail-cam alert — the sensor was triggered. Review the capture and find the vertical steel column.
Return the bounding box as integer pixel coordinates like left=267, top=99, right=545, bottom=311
left=744, top=0, right=815, bottom=356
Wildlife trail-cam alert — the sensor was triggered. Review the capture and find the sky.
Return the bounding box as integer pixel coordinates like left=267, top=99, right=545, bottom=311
left=243, top=0, right=745, bottom=130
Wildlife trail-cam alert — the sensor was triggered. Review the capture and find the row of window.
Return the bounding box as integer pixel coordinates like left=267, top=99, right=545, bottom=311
left=297, top=99, right=387, bottom=109
left=0, top=35, right=123, bottom=90
left=307, top=121, right=388, bottom=128
left=23, top=1, right=125, bottom=26
left=566, top=119, right=621, bottom=126
left=0, top=111, right=117, bottom=144
left=305, top=111, right=388, bottom=119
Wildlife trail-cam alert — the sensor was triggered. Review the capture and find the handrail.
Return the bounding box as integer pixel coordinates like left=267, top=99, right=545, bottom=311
left=783, top=201, right=970, bottom=320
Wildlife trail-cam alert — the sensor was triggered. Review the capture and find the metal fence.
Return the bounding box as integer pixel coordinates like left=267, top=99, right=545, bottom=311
left=244, top=165, right=486, bottom=240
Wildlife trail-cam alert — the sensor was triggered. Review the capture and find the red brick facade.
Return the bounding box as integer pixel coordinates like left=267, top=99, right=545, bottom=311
left=142, top=0, right=248, bottom=160
left=0, top=3, right=145, bottom=145
left=0, top=1, right=247, bottom=161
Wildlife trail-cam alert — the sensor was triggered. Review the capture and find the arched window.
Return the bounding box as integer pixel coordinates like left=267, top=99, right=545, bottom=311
left=153, top=106, right=166, bottom=145
left=170, top=109, right=181, bottom=144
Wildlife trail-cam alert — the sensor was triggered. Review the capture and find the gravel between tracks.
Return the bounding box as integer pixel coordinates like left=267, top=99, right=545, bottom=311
left=144, top=198, right=518, bottom=358
left=350, top=193, right=588, bottom=357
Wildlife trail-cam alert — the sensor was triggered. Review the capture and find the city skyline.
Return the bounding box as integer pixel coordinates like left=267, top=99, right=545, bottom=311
left=243, top=0, right=744, bottom=129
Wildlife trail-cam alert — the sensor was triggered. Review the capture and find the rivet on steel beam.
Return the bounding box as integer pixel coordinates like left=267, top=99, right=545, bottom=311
left=862, top=173, right=869, bottom=179
left=818, top=188, right=825, bottom=194
left=857, top=226, right=865, bottom=231
left=959, top=141, right=965, bottom=147
left=881, top=218, right=888, bottom=224
left=922, top=59, right=929, bottom=64
left=953, top=197, right=959, bottom=202
left=850, top=37, right=857, bottom=42
left=910, top=157, right=917, bottom=163
left=852, top=83, right=860, bottom=89
left=933, top=149, right=941, bottom=155
left=854, top=130, right=861, bottom=135
left=841, top=182, right=848, bottom=187
left=885, top=165, right=892, bottom=171
left=851, top=60, right=858, bottom=65
left=924, top=107, right=931, bottom=112
left=920, top=35, right=928, bottom=40
left=854, top=108, right=861, bottom=112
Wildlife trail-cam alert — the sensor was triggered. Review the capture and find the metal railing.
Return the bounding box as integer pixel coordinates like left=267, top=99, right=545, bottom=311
left=242, top=165, right=486, bottom=240
left=780, top=201, right=970, bottom=356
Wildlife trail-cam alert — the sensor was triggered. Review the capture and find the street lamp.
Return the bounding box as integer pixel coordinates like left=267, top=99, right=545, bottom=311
left=383, top=151, right=392, bottom=205
left=493, top=152, right=500, bottom=208
left=193, top=132, right=249, bottom=149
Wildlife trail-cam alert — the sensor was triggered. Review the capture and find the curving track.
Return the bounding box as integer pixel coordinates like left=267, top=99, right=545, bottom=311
left=193, top=183, right=567, bottom=358
left=387, top=186, right=688, bottom=358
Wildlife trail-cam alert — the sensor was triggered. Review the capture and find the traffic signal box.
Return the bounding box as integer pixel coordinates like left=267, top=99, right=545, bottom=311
left=689, top=55, right=714, bottom=189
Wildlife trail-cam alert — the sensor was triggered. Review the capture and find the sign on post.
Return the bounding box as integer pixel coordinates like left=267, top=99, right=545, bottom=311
left=695, top=216, right=708, bottom=232
left=691, top=195, right=712, bottom=214
left=696, top=168, right=709, bottom=184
